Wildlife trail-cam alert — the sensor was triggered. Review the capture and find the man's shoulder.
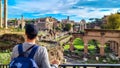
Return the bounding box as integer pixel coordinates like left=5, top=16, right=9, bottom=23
left=36, top=45, right=47, bottom=51
left=13, top=44, right=19, bottom=50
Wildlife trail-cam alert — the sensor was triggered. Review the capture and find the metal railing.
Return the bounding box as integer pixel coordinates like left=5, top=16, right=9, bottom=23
left=59, top=64, right=120, bottom=68
left=0, top=64, right=8, bottom=68
left=1, top=64, right=120, bottom=68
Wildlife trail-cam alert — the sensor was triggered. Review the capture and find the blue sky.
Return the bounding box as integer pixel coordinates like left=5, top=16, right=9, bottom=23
left=4, top=0, right=120, bottom=22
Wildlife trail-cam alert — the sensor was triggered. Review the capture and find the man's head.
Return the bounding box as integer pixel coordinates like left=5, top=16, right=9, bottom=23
left=25, top=24, right=38, bottom=40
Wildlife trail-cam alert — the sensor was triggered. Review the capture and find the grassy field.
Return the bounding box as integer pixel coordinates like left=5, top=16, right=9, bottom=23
left=0, top=52, right=11, bottom=64
left=64, top=44, right=95, bottom=50
left=64, top=38, right=104, bottom=50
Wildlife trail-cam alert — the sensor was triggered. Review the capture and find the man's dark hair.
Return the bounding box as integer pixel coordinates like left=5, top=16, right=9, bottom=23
left=25, top=24, right=38, bottom=40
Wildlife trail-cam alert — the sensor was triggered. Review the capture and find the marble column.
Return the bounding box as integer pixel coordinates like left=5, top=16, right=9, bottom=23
left=0, top=0, right=2, bottom=28
left=4, top=0, right=8, bottom=29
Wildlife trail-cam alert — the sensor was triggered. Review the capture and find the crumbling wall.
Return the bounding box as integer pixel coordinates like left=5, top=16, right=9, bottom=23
left=0, top=34, right=64, bottom=63
left=47, top=45, right=64, bottom=64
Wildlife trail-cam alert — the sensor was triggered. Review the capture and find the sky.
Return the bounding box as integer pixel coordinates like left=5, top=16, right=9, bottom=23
left=4, top=0, right=120, bottom=22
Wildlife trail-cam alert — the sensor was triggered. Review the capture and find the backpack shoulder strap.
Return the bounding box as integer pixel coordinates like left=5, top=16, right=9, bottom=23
left=28, top=45, right=39, bottom=58
left=18, top=43, right=23, bottom=55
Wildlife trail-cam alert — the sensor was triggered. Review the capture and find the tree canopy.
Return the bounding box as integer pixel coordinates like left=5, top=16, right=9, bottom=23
left=106, top=13, right=120, bottom=29
left=63, top=23, right=71, bottom=31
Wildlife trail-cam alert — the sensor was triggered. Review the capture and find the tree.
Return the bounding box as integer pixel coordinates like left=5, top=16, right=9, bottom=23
left=63, top=23, right=71, bottom=31
left=107, top=13, right=120, bottom=29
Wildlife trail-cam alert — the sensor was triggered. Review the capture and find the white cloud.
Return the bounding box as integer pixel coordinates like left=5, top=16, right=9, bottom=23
left=8, top=0, right=120, bottom=21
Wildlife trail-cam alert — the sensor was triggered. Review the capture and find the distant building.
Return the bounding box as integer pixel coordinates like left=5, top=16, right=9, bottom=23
left=35, top=17, right=58, bottom=31
left=79, top=19, right=87, bottom=31
left=73, top=19, right=87, bottom=32
left=61, top=16, right=75, bottom=32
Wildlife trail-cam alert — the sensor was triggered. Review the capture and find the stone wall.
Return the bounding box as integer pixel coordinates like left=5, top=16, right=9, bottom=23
left=0, top=34, right=64, bottom=63
left=0, top=34, right=24, bottom=51
left=47, top=45, right=64, bottom=64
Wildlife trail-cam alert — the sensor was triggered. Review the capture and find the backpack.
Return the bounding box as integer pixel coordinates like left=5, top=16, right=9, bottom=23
left=9, top=44, right=39, bottom=68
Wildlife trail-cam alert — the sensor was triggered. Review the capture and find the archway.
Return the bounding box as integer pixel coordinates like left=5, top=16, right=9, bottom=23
left=73, top=38, right=84, bottom=51
left=64, top=37, right=84, bottom=51
left=87, top=39, right=100, bottom=56
left=105, top=40, right=119, bottom=56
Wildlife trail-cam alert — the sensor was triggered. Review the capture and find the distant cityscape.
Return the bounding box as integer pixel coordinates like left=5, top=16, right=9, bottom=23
left=6, top=14, right=111, bottom=32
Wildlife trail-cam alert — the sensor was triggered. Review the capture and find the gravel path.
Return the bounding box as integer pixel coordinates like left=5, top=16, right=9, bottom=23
left=64, top=56, right=96, bottom=68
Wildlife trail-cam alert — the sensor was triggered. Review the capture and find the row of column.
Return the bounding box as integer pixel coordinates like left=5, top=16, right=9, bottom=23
left=84, top=41, right=120, bottom=57
left=0, top=0, right=8, bottom=29
left=69, top=37, right=120, bottom=58
left=79, top=23, right=87, bottom=31
left=110, top=42, right=119, bottom=55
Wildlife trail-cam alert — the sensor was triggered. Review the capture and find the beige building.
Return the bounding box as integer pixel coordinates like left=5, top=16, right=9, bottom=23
left=35, top=17, right=58, bottom=30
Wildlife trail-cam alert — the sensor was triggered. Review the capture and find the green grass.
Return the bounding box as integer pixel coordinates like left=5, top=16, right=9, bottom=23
left=73, top=38, right=84, bottom=45
left=74, top=45, right=84, bottom=49
left=0, top=52, right=11, bottom=64
left=63, top=38, right=105, bottom=50
left=64, top=44, right=95, bottom=50
left=88, top=45, right=95, bottom=50
left=64, top=45, right=70, bottom=50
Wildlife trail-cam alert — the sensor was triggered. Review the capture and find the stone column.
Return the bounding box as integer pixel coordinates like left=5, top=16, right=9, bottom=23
left=79, top=23, right=81, bottom=31
left=84, top=23, right=87, bottom=29
left=118, top=44, right=120, bottom=58
left=84, top=38, right=88, bottom=54
left=115, top=43, right=118, bottom=55
left=4, top=0, right=8, bottom=29
left=100, top=35, right=105, bottom=56
left=70, top=23, right=73, bottom=32
left=21, top=15, right=25, bottom=30
left=84, top=43, right=88, bottom=54
left=69, top=37, right=74, bottom=52
left=111, top=42, right=115, bottom=52
left=100, top=45, right=104, bottom=56
left=0, top=0, right=2, bottom=28
left=110, top=43, right=112, bottom=50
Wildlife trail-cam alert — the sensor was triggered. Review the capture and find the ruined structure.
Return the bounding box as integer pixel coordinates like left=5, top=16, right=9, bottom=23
left=35, top=17, right=58, bottom=30
left=70, top=29, right=120, bottom=57
left=79, top=19, right=87, bottom=31
left=0, top=0, right=2, bottom=28
left=0, top=0, right=8, bottom=29
left=21, top=15, right=25, bottom=30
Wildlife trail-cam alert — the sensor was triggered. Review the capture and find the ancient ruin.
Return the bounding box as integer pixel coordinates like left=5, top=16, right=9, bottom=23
left=70, top=29, right=120, bottom=58
left=0, top=0, right=8, bottom=29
